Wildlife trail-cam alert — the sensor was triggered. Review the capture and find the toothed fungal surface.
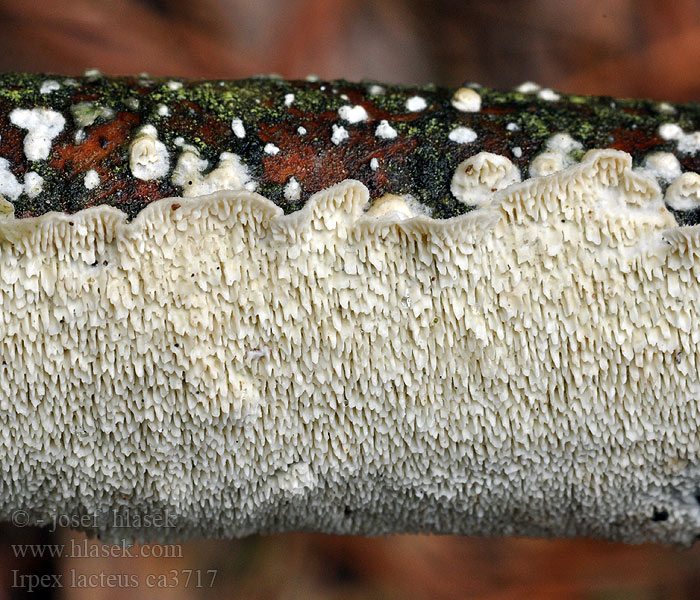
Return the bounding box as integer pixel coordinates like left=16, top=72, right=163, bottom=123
left=2, top=74, right=700, bottom=544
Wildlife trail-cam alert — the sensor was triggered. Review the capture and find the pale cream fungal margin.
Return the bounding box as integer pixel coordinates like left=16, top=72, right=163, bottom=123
left=9, top=107, right=66, bottom=161
left=3, top=147, right=700, bottom=544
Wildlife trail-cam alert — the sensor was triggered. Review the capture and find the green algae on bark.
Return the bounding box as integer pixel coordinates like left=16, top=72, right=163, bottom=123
left=0, top=72, right=699, bottom=222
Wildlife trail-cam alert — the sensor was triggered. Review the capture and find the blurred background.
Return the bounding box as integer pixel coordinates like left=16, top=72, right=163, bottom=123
left=2, top=0, right=700, bottom=598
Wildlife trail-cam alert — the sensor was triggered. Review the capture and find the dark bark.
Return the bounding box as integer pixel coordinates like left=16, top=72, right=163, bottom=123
left=0, top=72, right=699, bottom=221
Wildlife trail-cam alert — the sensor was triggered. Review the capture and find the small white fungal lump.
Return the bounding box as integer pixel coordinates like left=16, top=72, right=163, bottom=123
left=529, top=132, right=583, bottom=177
left=171, top=146, right=253, bottom=197
left=338, top=105, right=368, bottom=124
left=665, top=172, right=700, bottom=211
left=39, top=80, right=61, bottom=94
left=538, top=88, right=561, bottom=102
left=10, top=108, right=66, bottom=161
left=448, top=126, right=477, bottom=144
left=23, top=172, right=43, bottom=198
left=516, top=81, right=541, bottom=93
left=451, top=152, right=521, bottom=205
left=84, top=169, right=100, bottom=190
left=129, top=124, right=170, bottom=181
left=405, top=96, right=427, bottom=112
left=284, top=177, right=301, bottom=201
left=264, top=143, right=280, bottom=156
left=231, top=118, right=246, bottom=139
left=451, top=87, right=481, bottom=112
left=659, top=123, right=700, bottom=154
left=636, top=152, right=682, bottom=185
left=375, top=120, right=397, bottom=140
left=331, top=124, right=349, bottom=145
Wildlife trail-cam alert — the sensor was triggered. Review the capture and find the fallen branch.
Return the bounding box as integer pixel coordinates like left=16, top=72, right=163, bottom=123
left=1, top=72, right=700, bottom=545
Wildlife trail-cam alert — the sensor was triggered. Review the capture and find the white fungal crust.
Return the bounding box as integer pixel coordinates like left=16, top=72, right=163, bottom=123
left=3, top=149, right=700, bottom=546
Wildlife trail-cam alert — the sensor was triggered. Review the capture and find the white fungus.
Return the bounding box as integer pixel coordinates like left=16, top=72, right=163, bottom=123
left=284, top=93, right=295, bottom=107
left=665, top=172, right=700, bottom=211
left=366, top=193, right=414, bottom=219
left=39, top=80, right=61, bottom=94
left=156, top=104, right=170, bottom=117
left=538, top=88, right=561, bottom=102
left=448, top=126, right=477, bottom=144
left=297, top=126, right=307, bottom=136
left=516, top=81, right=541, bottom=93
left=659, top=123, right=700, bottom=154
left=331, top=124, right=349, bottom=145
left=171, top=147, right=253, bottom=197
left=23, top=171, right=43, bottom=198
left=167, top=80, right=183, bottom=90
left=284, top=177, right=301, bottom=201
left=375, top=120, right=397, bottom=140
left=84, top=169, right=100, bottom=190
left=451, top=87, right=482, bottom=112
left=637, top=152, right=682, bottom=184
left=368, top=84, right=385, bottom=95
left=129, top=124, right=170, bottom=181
left=9, top=108, right=66, bottom=161
left=264, top=143, right=280, bottom=156
left=3, top=148, right=700, bottom=545
left=370, top=157, right=379, bottom=171
left=506, top=122, right=520, bottom=132
left=529, top=132, right=583, bottom=177
left=338, top=105, right=368, bottom=124
left=231, top=118, right=246, bottom=139
left=451, top=152, right=521, bottom=205
left=405, top=96, right=427, bottom=112
left=512, top=146, right=523, bottom=158
left=0, top=158, right=22, bottom=199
